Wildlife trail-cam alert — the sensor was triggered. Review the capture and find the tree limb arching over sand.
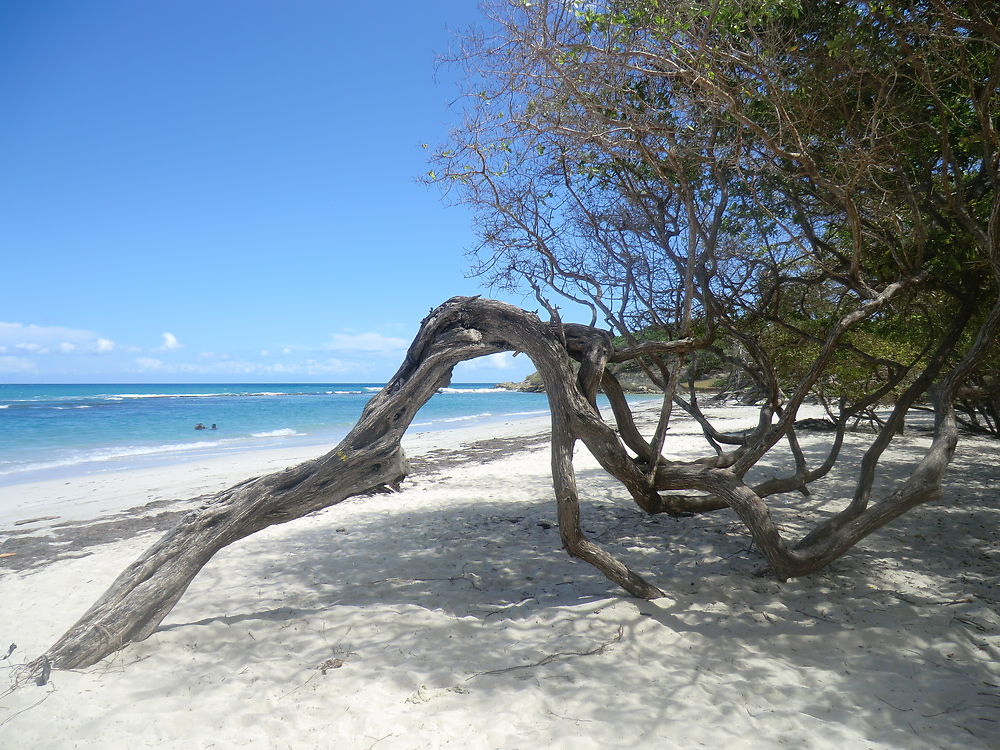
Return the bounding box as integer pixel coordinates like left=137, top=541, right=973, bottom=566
left=30, top=293, right=999, bottom=677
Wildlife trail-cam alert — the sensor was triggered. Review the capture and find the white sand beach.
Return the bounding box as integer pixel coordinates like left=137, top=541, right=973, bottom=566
left=1, top=404, right=998, bottom=749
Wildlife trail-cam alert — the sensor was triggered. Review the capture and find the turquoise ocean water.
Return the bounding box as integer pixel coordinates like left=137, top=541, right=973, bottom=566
left=0, top=383, right=559, bottom=486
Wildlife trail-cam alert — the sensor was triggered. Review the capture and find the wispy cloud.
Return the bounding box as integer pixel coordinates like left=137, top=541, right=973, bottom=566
left=135, top=357, right=164, bottom=371
left=158, top=332, right=182, bottom=351
left=14, top=342, right=48, bottom=353
left=455, top=352, right=518, bottom=372
left=0, top=355, right=36, bottom=373
left=0, top=321, right=116, bottom=354
left=326, top=332, right=409, bottom=353
left=131, top=356, right=353, bottom=376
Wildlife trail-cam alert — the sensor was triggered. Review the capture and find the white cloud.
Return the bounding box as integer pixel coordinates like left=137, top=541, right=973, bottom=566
left=159, top=332, right=182, bottom=350
left=128, top=356, right=354, bottom=377
left=135, top=357, right=164, bottom=370
left=0, top=322, right=117, bottom=355
left=0, top=321, right=90, bottom=345
left=15, top=342, right=48, bottom=353
left=327, top=332, right=409, bottom=353
left=262, top=358, right=352, bottom=375
left=456, top=352, right=518, bottom=371
left=0, top=355, right=36, bottom=373
left=487, top=352, right=515, bottom=369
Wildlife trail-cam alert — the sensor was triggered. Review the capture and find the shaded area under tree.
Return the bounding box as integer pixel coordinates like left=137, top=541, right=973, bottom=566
left=24, top=295, right=998, bottom=679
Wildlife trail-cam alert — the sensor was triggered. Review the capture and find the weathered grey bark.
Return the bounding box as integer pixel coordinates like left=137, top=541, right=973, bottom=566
left=33, top=297, right=662, bottom=675
left=29, top=293, right=998, bottom=680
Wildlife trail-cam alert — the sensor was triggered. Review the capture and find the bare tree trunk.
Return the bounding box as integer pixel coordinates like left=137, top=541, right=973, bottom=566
left=32, top=297, right=662, bottom=675
left=38, top=440, right=410, bottom=671
left=28, top=294, right=997, bottom=680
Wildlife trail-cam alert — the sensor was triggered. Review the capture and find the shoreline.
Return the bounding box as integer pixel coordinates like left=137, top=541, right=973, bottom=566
left=0, top=413, right=555, bottom=573
left=2, top=403, right=997, bottom=748
left=0, top=409, right=556, bottom=528
left=0, top=382, right=561, bottom=493
left=0, top=408, right=555, bottom=494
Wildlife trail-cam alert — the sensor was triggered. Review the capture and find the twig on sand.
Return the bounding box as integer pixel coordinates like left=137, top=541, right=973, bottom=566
left=875, top=694, right=913, bottom=712
left=544, top=707, right=593, bottom=723
left=0, top=691, right=53, bottom=729
left=921, top=700, right=969, bottom=718
left=363, top=734, right=393, bottom=750
left=889, top=592, right=975, bottom=607
left=368, top=571, right=483, bottom=591
left=0, top=668, right=55, bottom=729
left=472, top=596, right=537, bottom=617
left=792, top=608, right=840, bottom=625
left=467, top=625, right=624, bottom=681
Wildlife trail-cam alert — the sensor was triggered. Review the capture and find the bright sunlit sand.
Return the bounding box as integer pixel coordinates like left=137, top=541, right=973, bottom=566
left=2, top=403, right=997, bottom=749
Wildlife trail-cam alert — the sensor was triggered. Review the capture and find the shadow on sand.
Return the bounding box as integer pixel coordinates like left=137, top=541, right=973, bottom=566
left=139, top=428, right=1000, bottom=748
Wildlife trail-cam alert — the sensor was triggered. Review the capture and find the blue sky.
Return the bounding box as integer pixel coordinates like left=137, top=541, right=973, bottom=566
left=0, top=0, right=537, bottom=383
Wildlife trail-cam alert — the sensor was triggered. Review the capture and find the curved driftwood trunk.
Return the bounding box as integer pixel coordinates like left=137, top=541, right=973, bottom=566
left=29, top=294, right=999, bottom=679
left=34, top=297, right=661, bottom=674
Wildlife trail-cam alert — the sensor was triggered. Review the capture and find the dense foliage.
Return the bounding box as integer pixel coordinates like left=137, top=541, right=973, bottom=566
left=434, top=0, right=999, bottom=432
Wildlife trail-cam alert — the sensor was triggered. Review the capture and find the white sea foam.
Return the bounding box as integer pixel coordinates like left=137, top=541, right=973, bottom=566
left=104, top=392, right=231, bottom=400
left=0, top=383, right=539, bottom=482
left=436, top=412, right=493, bottom=423
left=0, top=439, right=239, bottom=477
left=497, top=409, right=549, bottom=418
left=438, top=387, right=509, bottom=394
left=407, top=413, right=493, bottom=429
left=250, top=428, right=303, bottom=438
left=101, top=391, right=298, bottom=401
left=408, top=408, right=548, bottom=433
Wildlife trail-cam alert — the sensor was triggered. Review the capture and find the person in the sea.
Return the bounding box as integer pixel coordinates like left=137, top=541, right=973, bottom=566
left=211, top=424, right=217, bottom=430
left=195, top=423, right=206, bottom=430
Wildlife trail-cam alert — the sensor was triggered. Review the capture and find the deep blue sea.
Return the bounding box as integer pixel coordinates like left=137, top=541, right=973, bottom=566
left=0, top=383, right=558, bottom=486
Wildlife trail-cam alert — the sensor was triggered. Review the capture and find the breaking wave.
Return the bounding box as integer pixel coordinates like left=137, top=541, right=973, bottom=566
left=250, top=428, right=303, bottom=438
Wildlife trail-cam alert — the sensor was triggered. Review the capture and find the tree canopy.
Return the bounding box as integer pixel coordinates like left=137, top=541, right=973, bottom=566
left=432, top=0, right=999, bottom=426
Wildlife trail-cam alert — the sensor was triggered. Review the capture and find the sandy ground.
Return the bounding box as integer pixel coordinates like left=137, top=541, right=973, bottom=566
left=0, top=404, right=998, bottom=749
